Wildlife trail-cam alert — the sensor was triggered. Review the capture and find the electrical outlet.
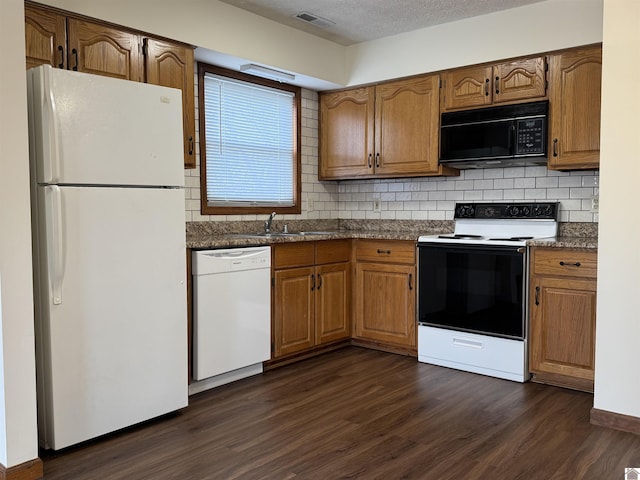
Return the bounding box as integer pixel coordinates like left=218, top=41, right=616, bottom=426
left=590, top=195, right=599, bottom=213
left=373, top=199, right=381, bottom=212
left=307, top=198, right=314, bottom=212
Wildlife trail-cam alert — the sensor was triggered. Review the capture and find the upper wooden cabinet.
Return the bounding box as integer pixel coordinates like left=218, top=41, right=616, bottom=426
left=25, top=6, right=142, bottom=81
left=144, top=39, right=196, bottom=168
left=67, top=19, right=142, bottom=81
left=24, top=5, right=66, bottom=69
left=441, top=57, right=547, bottom=111
left=547, top=46, right=602, bottom=170
left=320, top=75, right=458, bottom=180
left=24, top=3, right=197, bottom=168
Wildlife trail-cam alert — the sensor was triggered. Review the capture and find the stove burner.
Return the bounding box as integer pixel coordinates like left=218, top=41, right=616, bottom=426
left=438, top=234, right=483, bottom=240
left=489, top=236, right=534, bottom=241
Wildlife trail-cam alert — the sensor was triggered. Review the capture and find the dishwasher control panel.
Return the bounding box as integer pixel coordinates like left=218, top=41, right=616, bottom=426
left=192, top=246, right=271, bottom=275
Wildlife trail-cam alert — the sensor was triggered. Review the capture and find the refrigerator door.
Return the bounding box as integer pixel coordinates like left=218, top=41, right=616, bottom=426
left=27, top=65, right=184, bottom=188
left=33, top=185, right=188, bottom=450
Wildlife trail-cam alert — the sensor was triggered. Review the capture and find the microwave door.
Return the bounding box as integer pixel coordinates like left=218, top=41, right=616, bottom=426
left=440, top=118, right=514, bottom=161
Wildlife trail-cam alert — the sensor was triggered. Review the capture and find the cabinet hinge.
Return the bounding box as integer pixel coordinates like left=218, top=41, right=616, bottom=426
left=271, top=277, right=275, bottom=287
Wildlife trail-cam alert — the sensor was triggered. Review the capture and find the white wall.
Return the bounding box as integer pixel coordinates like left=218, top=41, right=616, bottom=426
left=593, top=0, right=640, bottom=418
left=0, top=0, right=40, bottom=468
left=345, top=0, right=604, bottom=86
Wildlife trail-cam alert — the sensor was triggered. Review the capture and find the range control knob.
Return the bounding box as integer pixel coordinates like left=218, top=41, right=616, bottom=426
left=456, top=204, right=475, bottom=218
left=522, top=206, right=531, bottom=216
left=508, top=205, right=521, bottom=217
left=534, top=204, right=553, bottom=217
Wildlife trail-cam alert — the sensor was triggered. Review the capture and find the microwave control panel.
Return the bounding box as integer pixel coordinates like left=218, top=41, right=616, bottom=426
left=515, top=118, right=546, bottom=155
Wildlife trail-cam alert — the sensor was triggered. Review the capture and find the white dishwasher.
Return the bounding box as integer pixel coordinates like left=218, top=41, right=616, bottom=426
left=191, top=246, right=271, bottom=393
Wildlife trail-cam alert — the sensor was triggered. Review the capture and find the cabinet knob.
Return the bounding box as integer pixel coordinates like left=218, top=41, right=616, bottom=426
left=553, top=138, right=559, bottom=157
left=368, top=153, right=373, bottom=169
left=188, top=136, right=194, bottom=156
left=535, top=286, right=540, bottom=305
left=376, top=249, right=391, bottom=255
left=495, top=76, right=500, bottom=95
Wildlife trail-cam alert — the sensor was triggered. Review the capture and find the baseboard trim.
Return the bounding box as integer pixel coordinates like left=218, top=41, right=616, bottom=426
left=591, top=408, right=640, bottom=435
left=0, top=458, right=43, bottom=480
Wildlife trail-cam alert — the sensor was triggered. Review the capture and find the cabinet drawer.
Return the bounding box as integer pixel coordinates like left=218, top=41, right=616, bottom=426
left=356, top=240, right=415, bottom=264
left=316, top=239, right=351, bottom=265
left=531, top=248, right=597, bottom=278
left=272, top=243, right=315, bottom=269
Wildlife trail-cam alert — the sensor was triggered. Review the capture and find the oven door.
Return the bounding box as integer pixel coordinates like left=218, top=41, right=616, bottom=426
left=417, top=243, right=527, bottom=340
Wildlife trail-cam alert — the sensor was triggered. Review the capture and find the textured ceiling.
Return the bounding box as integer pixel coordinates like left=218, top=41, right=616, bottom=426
left=219, top=0, right=546, bottom=45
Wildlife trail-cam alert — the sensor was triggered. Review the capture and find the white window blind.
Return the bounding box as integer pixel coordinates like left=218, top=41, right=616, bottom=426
left=203, top=73, right=295, bottom=207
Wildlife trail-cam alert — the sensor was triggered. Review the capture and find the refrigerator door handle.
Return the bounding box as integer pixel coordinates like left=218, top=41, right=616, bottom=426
left=41, top=67, right=60, bottom=183
left=45, top=186, right=64, bottom=305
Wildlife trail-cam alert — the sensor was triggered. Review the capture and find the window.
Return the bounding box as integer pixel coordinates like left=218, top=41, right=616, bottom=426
left=198, top=64, right=301, bottom=215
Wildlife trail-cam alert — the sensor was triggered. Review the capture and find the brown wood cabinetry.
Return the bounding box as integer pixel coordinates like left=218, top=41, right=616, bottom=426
left=25, top=5, right=142, bottom=80
left=320, top=75, right=458, bottom=180
left=354, top=240, right=416, bottom=354
left=547, top=46, right=602, bottom=170
left=529, top=247, right=598, bottom=392
left=144, top=39, right=196, bottom=168
left=441, top=57, right=547, bottom=111
left=24, top=2, right=196, bottom=168
left=272, top=241, right=351, bottom=358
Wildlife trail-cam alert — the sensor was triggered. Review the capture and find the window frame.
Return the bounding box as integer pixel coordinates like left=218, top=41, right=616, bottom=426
left=197, top=63, right=302, bottom=215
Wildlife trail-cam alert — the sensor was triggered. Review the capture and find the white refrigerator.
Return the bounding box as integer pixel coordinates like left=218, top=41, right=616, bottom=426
left=27, top=65, right=188, bottom=450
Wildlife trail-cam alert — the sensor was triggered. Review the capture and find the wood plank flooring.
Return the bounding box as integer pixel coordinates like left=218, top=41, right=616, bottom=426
left=41, top=347, right=640, bottom=479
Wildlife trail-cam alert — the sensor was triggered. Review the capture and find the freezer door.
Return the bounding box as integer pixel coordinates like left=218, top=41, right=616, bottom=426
left=33, top=185, right=188, bottom=450
left=27, top=65, right=184, bottom=187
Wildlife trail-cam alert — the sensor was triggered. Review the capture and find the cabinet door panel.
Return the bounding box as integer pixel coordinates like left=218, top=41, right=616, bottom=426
left=494, top=57, right=547, bottom=104
left=145, top=39, right=196, bottom=168
left=319, top=87, right=375, bottom=179
left=548, top=47, right=602, bottom=170
left=375, top=75, right=440, bottom=176
left=530, top=277, right=597, bottom=383
left=273, top=267, right=314, bottom=357
left=355, top=262, right=415, bottom=347
left=67, top=19, right=142, bottom=81
left=315, top=263, right=350, bottom=344
left=441, top=66, right=492, bottom=110
left=25, top=6, right=67, bottom=69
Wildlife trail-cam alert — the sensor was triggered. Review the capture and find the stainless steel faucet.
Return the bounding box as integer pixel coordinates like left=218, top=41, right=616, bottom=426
left=264, top=212, right=276, bottom=233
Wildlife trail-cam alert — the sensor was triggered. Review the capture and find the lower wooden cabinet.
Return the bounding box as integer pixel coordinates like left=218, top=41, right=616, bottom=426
left=272, top=241, right=351, bottom=359
left=353, top=240, right=416, bottom=354
left=529, top=247, right=598, bottom=392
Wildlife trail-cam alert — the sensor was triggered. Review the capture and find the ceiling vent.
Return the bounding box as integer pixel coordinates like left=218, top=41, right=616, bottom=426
left=293, top=11, right=336, bottom=29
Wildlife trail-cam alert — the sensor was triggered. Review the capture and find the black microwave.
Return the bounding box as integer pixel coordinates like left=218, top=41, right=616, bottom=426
left=439, top=101, right=548, bottom=169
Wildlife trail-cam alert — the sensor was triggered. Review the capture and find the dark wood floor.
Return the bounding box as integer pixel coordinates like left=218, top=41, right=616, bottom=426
left=41, top=347, right=640, bottom=479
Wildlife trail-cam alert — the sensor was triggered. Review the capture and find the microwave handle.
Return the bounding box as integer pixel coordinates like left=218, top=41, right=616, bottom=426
left=509, top=122, right=516, bottom=155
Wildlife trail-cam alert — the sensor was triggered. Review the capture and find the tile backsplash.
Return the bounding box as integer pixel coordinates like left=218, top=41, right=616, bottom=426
left=185, top=83, right=599, bottom=224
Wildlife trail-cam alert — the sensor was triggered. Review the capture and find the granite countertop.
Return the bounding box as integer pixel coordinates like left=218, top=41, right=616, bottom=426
left=186, top=220, right=598, bottom=250
left=186, top=219, right=452, bottom=249
left=527, top=222, right=598, bottom=250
